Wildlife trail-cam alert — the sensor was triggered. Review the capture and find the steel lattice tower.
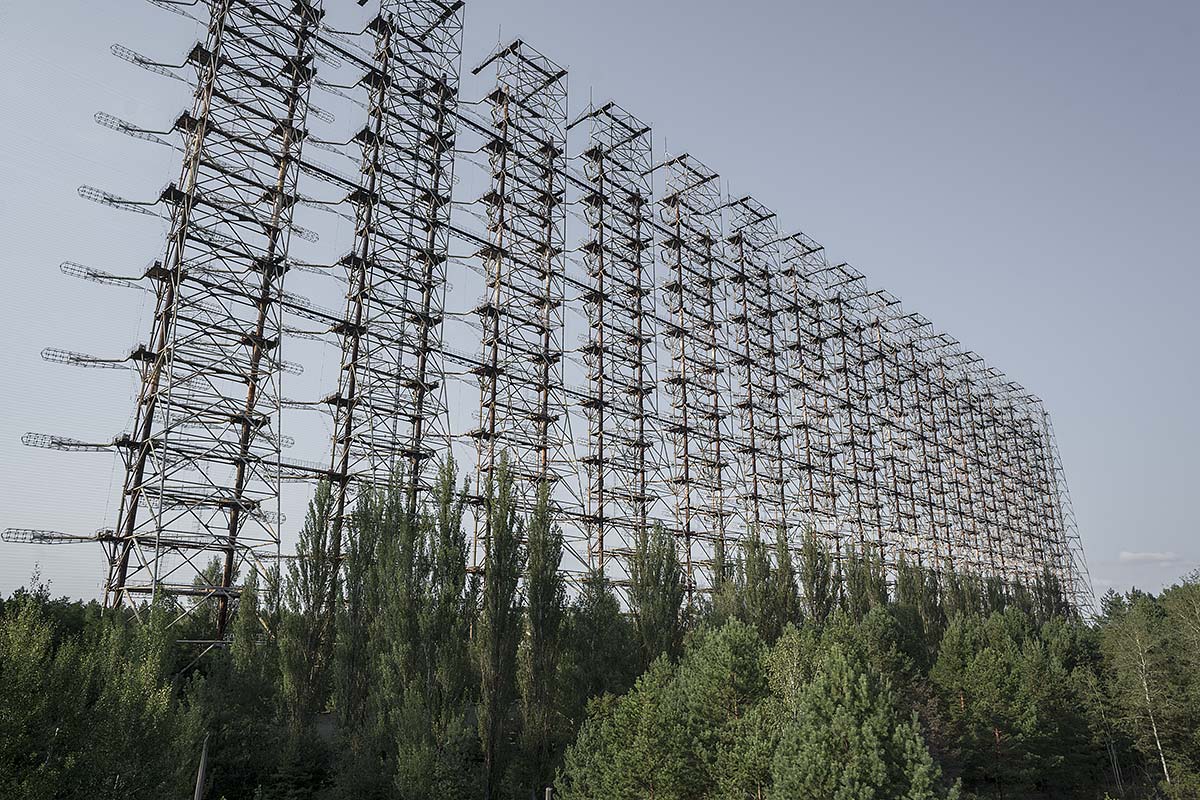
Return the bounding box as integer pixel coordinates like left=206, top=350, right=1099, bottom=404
left=467, top=41, right=569, bottom=559
left=323, top=1, right=465, bottom=529
left=724, top=197, right=790, bottom=543
left=657, top=154, right=731, bottom=597
left=571, top=103, right=660, bottom=577
left=23, top=0, right=326, bottom=635
left=5, top=2, right=1094, bottom=617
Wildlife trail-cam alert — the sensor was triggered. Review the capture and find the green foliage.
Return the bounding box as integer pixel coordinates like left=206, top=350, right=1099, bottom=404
left=771, top=636, right=956, bottom=800
left=629, top=522, right=685, bottom=669
left=930, top=609, right=1100, bottom=796
left=1099, top=580, right=1200, bottom=795
left=477, top=457, right=524, bottom=799
left=843, top=544, right=889, bottom=620
left=0, top=597, right=197, bottom=800
left=280, top=479, right=340, bottom=728
left=8, top=489, right=1200, bottom=800
left=518, top=481, right=567, bottom=794
left=799, top=529, right=837, bottom=626
left=559, top=618, right=957, bottom=800
left=559, top=566, right=636, bottom=721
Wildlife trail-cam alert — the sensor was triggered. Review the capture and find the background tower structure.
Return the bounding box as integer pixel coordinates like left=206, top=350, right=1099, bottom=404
left=571, top=102, right=660, bottom=578
left=4, top=6, right=1094, bottom=617
left=28, top=0, right=326, bottom=635
left=779, top=234, right=841, bottom=548
left=724, top=197, right=791, bottom=545
left=467, top=41, right=569, bottom=558
left=324, top=0, right=465, bottom=530
left=657, top=154, right=731, bottom=596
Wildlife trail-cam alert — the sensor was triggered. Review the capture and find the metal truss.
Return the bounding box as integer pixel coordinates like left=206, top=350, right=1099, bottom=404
left=569, top=102, right=661, bottom=579
left=777, top=233, right=1087, bottom=602
left=466, top=40, right=570, bottom=552
left=656, top=154, right=731, bottom=597
left=724, top=197, right=790, bottom=543
left=21, top=0, right=326, bottom=635
left=322, top=1, right=465, bottom=528
left=9, top=3, right=1092, bottom=616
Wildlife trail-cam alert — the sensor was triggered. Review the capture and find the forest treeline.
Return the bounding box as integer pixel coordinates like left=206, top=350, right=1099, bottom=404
left=1, top=457, right=1198, bottom=800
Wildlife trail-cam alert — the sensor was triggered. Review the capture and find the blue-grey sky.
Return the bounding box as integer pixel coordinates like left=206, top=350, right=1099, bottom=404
left=1, top=0, right=1196, bottom=600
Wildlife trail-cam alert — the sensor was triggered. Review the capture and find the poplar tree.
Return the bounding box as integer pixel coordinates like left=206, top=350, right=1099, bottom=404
left=280, top=480, right=340, bottom=727
left=741, top=532, right=775, bottom=635
left=519, top=481, right=566, bottom=795
left=770, top=527, right=802, bottom=635
left=629, top=522, right=685, bottom=669
left=332, top=488, right=383, bottom=731
left=799, top=530, right=836, bottom=626
left=477, top=458, right=523, bottom=799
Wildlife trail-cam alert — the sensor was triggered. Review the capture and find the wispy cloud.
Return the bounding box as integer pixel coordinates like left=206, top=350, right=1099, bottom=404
left=1118, top=551, right=1182, bottom=565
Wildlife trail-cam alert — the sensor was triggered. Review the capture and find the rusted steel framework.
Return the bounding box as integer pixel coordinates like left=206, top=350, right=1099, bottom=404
left=656, top=154, right=731, bottom=597
left=467, top=40, right=569, bottom=551
left=8, top=4, right=1092, bottom=615
left=570, top=102, right=660, bottom=578
left=724, top=197, right=790, bottom=543
left=22, top=0, right=324, bottom=635
left=775, top=234, right=1087, bottom=600
left=324, top=1, right=464, bottom=529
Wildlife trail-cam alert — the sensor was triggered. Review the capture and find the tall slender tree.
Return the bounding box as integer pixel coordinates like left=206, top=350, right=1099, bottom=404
left=629, top=522, right=685, bottom=669
left=280, top=480, right=340, bottom=728
left=519, top=481, right=567, bottom=796
left=799, top=529, right=836, bottom=626
left=477, top=458, right=524, bottom=799
left=770, top=527, right=801, bottom=636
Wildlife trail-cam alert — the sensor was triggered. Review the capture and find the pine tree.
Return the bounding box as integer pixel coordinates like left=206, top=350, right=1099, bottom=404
left=557, top=658, right=690, bottom=800
left=771, top=639, right=957, bottom=800
left=676, top=621, right=772, bottom=797
left=560, top=567, right=636, bottom=720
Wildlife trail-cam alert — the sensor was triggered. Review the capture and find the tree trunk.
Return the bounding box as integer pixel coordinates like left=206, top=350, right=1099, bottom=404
left=1137, top=647, right=1171, bottom=785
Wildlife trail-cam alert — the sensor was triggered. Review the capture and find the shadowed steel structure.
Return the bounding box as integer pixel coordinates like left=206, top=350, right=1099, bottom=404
left=570, top=102, right=661, bottom=582
left=323, top=0, right=464, bottom=533
left=20, top=0, right=326, bottom=636
left=467, top=40, right=570, bottom=563
left=7, top=0, right=1093, bottom=625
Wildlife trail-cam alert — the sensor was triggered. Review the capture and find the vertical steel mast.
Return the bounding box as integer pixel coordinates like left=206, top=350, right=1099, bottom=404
left=724, top=197, right=790, bottom=543
left=468, top=40, right=569, bottom=557
left=657, top=154, right=729, bottom=596
left=572, top=103, right=660, bottom=578
left=325, top=0, right=465, bottom=530
left=83, top=0, right=323, bottom=634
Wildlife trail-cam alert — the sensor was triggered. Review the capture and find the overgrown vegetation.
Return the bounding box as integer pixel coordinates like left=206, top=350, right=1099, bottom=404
left=1, top=460, right=1197, bottom=799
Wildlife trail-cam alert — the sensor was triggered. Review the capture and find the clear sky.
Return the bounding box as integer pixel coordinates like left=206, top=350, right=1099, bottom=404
left=0, top=0, right=1196, bottom=601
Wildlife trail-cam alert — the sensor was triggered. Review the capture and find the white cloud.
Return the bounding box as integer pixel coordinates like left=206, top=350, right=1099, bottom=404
left=1118, top=551, right=1182, bottom=565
